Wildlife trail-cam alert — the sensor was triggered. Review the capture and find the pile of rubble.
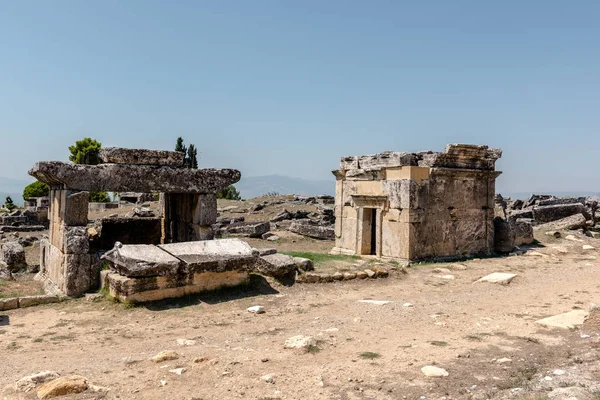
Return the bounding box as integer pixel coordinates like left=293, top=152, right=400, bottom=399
left=494, top=194, right=598, bottom=252
left=0, top=209, right=47, bottom=233
left=213, top=202, right=335, bottom=241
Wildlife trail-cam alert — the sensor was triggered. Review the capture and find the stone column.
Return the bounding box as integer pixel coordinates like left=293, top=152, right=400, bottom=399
left=41, top=189, right=91, bottom=296
left=161, top=193, right=217, bottom=243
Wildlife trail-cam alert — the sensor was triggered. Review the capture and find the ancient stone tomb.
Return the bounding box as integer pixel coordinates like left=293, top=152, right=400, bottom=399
left=331, top=144, right=502, bottom=260
left=30, top=147, right=241, bottom=297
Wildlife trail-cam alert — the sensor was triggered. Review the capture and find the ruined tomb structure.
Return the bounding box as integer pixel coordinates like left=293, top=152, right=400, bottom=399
left=331, top=144, right=502, bottom=261
left=30, top=147, right=241, bottom=297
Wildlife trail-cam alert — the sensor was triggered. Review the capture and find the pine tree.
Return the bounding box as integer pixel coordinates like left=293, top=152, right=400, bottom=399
left=187, top=144, right=198, bottom=169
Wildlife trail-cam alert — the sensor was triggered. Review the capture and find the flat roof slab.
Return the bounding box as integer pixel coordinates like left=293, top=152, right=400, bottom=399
left=30, top=162, right=240, bottom=193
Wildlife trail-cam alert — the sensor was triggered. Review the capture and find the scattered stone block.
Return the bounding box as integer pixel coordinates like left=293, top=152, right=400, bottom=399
left=247, top=305, right=265, bottom=314
left=0, top=241, right=26, bottom=271
left=476, top=272, right=517, bottom=285
left=256, top=248, right=277, bottom=256
left=293, top=257, right=314, bottom=271
left=583, top=245, right=595, bottom=250
left=534, top=203, right=588, bottom=224
left=364, top=269, right=376, bottom=278
left=421, top=366, right=449, bottom=377
left=255, top=253, right=297, bottom=278
left=226, top=221, right=270, bottom=238
left=284, top=335, right=317, bottom=351
left=536, top=214, right=587, bottom=231
left=535, top=310, right=588, bottom=329
left=288, top=222, right=334, bottom=240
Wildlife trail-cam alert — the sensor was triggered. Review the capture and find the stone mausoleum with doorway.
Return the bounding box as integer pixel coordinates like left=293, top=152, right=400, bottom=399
left=330, top=144, right=502, bottom=261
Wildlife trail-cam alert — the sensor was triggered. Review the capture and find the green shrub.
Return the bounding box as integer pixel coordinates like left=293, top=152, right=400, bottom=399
left=23, top=181, right=50, bottom=199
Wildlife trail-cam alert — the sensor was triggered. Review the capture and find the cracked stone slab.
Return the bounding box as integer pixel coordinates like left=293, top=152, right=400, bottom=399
left=158, top=239, right=257, bottom=274
left=476, top=272, right=517, bottom=285
left=30, top=162, right=240, bottom=193
left=101, top=243, right=182, bottom=277
left=536, top=310, right=588, bottom=330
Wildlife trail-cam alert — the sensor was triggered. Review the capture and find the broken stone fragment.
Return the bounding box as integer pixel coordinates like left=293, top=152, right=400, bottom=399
left=288, top=222, right=334, bottom=240
left=99, top=147, right=186, bottom=167
left=36, top=375, right=88, bottom=400
left=421, top=366, right=449, bottom=377
left=254, top=253, right=297, bottom=278
left=533, top=203, right=589, bottom=224
left=535, top=213, right=588, bottom=231
left=225, top=221, right=270, bottom=238
left=535, top=310, right=588, bottom=330
left=476, top=272, right=517, bottom=285
left=293, top=257, right=314, bottom=271
left=284, top=335, right=316, bottom=351
left=15, top=371, right=60, bottom=392
left=101, top=242, right=182, bottom=277
left=150, top=350, right=180, bottom=363
left=158, top=238, right=257, bottom=274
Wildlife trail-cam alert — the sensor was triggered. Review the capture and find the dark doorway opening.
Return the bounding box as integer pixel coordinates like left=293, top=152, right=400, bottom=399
left=370, top=208, right=377, bottom=255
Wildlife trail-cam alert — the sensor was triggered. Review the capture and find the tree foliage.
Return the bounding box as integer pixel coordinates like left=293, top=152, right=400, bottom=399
left=69, top=137, right=108, bottom=202
left=90, top=191, right=110, bottom=203
left=23, top=181, right=50, bottom=199
left=68, top=138, right=102, bottom=165
left=216, top=185, right=241, bottom=200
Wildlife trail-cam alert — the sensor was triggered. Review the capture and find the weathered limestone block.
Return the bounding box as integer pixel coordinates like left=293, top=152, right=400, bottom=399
left=508, top=208, right=534, bottom=222
left=0, top=241, right=27, bottom=271
left=356, top=152, right=417, bottom=169
left=99, top=147, right=185, bottom=166
left=494, top=217, right=515, bottom=253
left=513, top=220, right=534, bottom=246
left=345, top=169, right=384, bottom=181
left=534, top=213, right=588, bottom=231
left=52, top=190, right=89, bottom=226
left=18, top=295, right=60, bottom=308
left=105, top=270, right=249, bottom=302
left=533, top=203, right=588, bottom=224
left=64, top=253, right=92, bottom=296
left=288, top=222, right=335, bottom=240
left=31, top=162, right=240, bottom=193
left=382, top=179, right=420, bottom=210
left=225, top=221, right=270, bottom=238
left=254, top=253, right=298, bottom=277
left=0, top=297, right=19, bottom=311
left=195, top=194, right=218, bottom=226
left=101, top=243, right=181, bottom=277
left=57, top=226, right=89, bottom=254
left=158, top=239, right=257, bottom=273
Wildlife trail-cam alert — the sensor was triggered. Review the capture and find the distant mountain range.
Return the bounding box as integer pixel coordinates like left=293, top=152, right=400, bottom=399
left=236, top=175, right=335, bottom=199
left=0, top=176, right=31, bottom=206
left=500, top=191, right=600, bottom=200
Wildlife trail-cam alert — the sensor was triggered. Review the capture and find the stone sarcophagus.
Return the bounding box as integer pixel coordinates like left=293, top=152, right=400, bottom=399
left=331, top=144, right=502, bottom=261
left=30, top=147, right=241, bottom=297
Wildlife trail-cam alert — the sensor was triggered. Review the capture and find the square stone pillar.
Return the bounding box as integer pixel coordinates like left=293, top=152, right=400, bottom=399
left=161, top=193, right=217, bottom=243
left=41, top=189, right=92, bottom=296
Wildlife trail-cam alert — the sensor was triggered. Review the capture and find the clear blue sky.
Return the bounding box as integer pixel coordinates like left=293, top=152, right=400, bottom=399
left=1, top=1, right=599, bottom=194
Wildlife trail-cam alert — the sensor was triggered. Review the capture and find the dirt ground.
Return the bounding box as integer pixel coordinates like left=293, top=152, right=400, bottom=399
left=1, top=227, right=600, bottom=400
